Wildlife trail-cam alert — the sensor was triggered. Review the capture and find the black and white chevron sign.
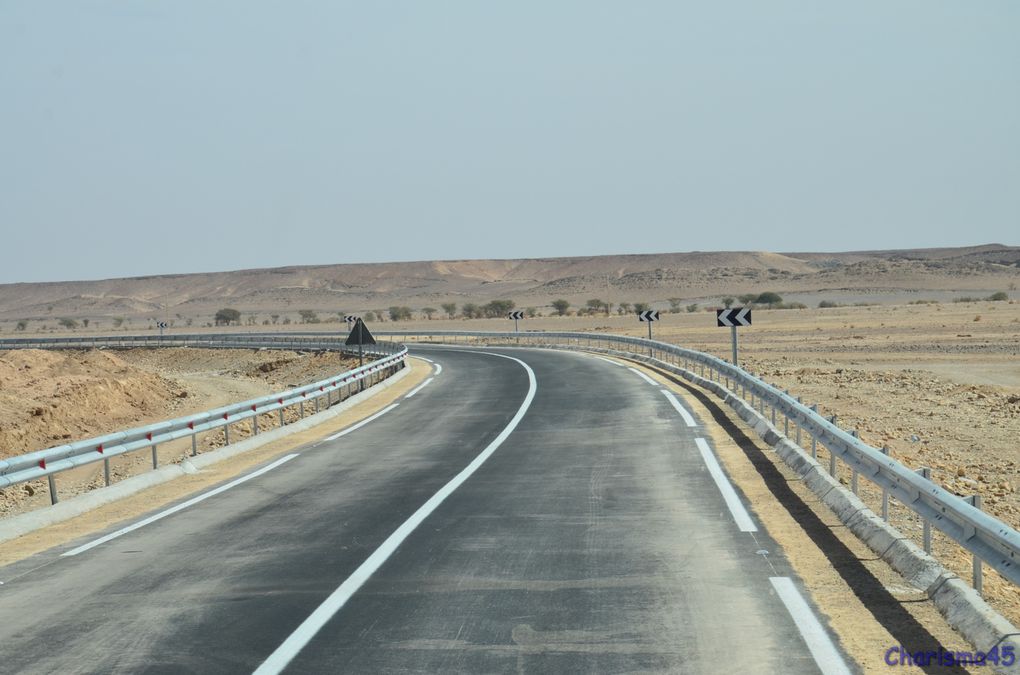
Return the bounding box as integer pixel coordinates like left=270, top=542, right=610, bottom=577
left=716, top=307, right=752, bottom=327
left=638, top=310, right=659, bottom=322
left=507, top=311, right=525, bottom=320
left=156, top=321, right=168, bottom=329
left=343, top=315, right=358, bottom=324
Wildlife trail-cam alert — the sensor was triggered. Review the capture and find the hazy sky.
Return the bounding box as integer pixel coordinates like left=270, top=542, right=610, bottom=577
left=1, top=2, right=1017, bottom=283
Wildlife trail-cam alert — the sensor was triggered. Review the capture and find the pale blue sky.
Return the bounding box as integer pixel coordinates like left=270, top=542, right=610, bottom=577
left=1, top=1, right=1017, bottom=283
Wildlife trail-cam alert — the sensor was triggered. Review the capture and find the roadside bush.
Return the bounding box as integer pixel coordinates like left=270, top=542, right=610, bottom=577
left=986, top=291, right=1009, bottom=301
left=818, top=300, right=841, bottom=308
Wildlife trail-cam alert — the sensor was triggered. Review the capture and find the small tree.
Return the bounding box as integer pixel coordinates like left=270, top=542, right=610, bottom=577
left=721, top=297, right=735, bottom=308
left=82, top=318, right=90, bottom=328
left=363, top=311, right=376, bottom=322
left=755, top=292, right=783, bottom=306
left=667, top=297, right=683, bottom=313
left=422, top=307, right=437, bottom=320
left=551, top=299, right=570, bottom=316
left=617, top=302, right=631, bottom=316
left=388, top=306, right=412, bottom=321
left=298, top=309, right=319, bottom=324
left=462, top=303, right=480, bottom=319
left=737, top=293, right=758, bottom=305
left=15, top=320, right=27, bottom=331
left=215, top=308, right=241, bottom=326
left=633, top=302, right=650, bottom=314
left=525, top=307, right=538, bottom=318
left=987, top=291, right=1009, bottom=301
left=270, top=314, right=280, bottom=324
left=586, top=299, right=605, bottom=315
left=686, top=303, right=699, bottom=313
left=441, top=302, right=457, bottom=319
left=58, top=318, right=78, bottom=329
left=484, top=299, right=515, bottom=318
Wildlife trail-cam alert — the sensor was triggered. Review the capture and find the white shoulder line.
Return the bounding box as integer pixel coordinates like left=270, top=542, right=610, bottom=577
left=693, top=437, right=756, bottom=532
left=62, top=454, right=300, bottom=557
left=434, top=363, right=443, bottom=375
left=627, top=367, right=658, bottom=386
left=253, top=351, right=537, bottom=675
left=324, top=404, right=399, bottom=441
left=769, top=577, right=852, bottom=675
left=591, top=355, right=627, bottom=368
left=661, top=390, right=697, bottom=427
left=404, top=377, right=435, bottom=399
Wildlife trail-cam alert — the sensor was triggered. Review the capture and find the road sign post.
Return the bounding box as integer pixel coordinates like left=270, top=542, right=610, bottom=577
left=507, top=310, right=524, bottom=333
left=716, top=307, right=752, bottom=366
left=345, top=317, right=375, bottom=391
left=638, top=310, right=659, bottom=342
left=157, top=321, right=168, bottom=338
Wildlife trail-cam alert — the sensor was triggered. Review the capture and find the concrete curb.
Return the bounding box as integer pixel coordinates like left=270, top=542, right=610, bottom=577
left=559, top=344, right=1020, bottom=673
left=0, top=364, right=412, bottom=545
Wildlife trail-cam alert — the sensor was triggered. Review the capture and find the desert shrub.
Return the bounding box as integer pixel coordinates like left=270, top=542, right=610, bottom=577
left=953, top=297, right=979, bottom=303
left=818, top=300, right=841, bottom=308
left=721, top=297, right=735, bottom=308
left=215, top=308, right=241, bottom=325
left=15, top=320, right=27, bottom=331
left=551, top=299, right=570, bottom=316
left=755, top=292, right=783, bottom=305
left=986, top=291, right=1009, bottom=301
left=686, top=303, right=699, bottom=313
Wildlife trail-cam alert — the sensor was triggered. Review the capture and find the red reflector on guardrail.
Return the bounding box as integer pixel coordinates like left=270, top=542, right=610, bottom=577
left=251, top=404, right=257, bottom=411
left=146, top=432, right=152, bottom=441
left=39, top=459, right=46, bottom=469
left=96, top=444, right=103, bottom=454
left=223, top=413, right=229, bottom=420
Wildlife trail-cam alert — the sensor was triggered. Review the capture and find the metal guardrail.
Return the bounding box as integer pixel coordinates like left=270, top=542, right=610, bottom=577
left=378, top=329, right=1020, bottom=591
left=0, top=334, right=407, bottom=503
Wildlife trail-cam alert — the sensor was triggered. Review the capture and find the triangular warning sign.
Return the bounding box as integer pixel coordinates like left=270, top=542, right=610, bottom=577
left=344, top=318, right=377, bottom=346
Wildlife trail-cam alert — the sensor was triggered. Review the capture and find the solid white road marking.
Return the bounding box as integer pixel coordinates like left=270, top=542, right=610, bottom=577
left=323, top=404, right=399, bottom=441
left=591, top=355, right=627, bottom=368
left=415, top=356, right=434, bottom=363
left=661, top=390, right=697, bottom=427
left=769, top=577, right=852, bottom=675
left=253, top=352, right=537, bottom=675
left=404, top=378, right=435, bottom=399
left=62, top=454, right=300, bottom=557
left=627, top=367, right=658, bottom=386
left=694, top=437, right=757, bottom=532
left=434, top=363, right=443, bottom=375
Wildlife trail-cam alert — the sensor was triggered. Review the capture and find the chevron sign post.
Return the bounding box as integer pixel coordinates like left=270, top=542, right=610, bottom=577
left=507, top=310, right=525, bottom=332
left=716, top=307, right=752, bottom=365
left=156, top=321, right=168, bottom=337
left=638, top=309, right=659, bottom=340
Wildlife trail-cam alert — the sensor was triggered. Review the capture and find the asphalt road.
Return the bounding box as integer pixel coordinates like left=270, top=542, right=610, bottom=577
left=0, top=347, right=852, bottom=674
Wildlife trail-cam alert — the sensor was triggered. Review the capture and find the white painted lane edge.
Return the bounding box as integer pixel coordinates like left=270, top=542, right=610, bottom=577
left=627, top=367, right=658, bottom=386
left=694, top=437, right=757, bottom=532
left=769, top=577, right=852, bottom=675
left=661, top=390, right=697, bottom=427
left=404, top=378, right=435, bottom=399
left=591, top=355, right=627, bottom=368
left=62, top=454, right=300, bottom=557
left=323, top=404, right=399, bottom=441
left=434, top=363, right=443, bottom=375
left=415, top=356, right=434, bottom=363
left=253, top=352, right=537, bottom=675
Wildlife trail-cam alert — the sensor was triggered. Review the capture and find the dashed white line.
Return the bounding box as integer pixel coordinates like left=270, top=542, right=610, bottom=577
left=627, top=367, right=658, bottom=386
left=323, top=404, right=399, bottom=441
left=769, top=577, right=852, bottom=675
left=694, top=437, right=757, bottom=532
left=404, top=377, right=435, bottom=399
left=253, top=352, right=537, bottom=675
left=62, top=454, right=300, bottom=557
left=661, top=390, right=697, bottom=427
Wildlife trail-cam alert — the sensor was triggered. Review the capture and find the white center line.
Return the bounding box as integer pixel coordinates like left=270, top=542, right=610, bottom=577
left=661, top=390, right=697, bottom=427
left=253, top=352, right=537, bottom=675
left=404, top=377, right=435, bottom=399
left=323, top=404, right=399, bottom=441
left=627, top=367, right=658, bottom=386
left=62, top=454, right=300, bottom=557
left=769, top=577, right=852, bottom=675
left=694, top=437, right=757, bottom=532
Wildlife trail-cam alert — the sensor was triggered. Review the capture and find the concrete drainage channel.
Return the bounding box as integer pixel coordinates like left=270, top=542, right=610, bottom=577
left=562, top=343, right=1020, bottom=674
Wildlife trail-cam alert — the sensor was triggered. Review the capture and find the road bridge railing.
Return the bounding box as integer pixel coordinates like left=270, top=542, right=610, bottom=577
left=0, top=334, right=407, bottom=503
left=380, top=329, right=1020, bottom=594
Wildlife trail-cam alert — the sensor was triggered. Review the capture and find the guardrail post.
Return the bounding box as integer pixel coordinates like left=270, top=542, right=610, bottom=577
left=795, top=397, right=802, bottom=445
left=104, top=457, right=111, bottom=486
left=224, top=420, right=231, bottom=445
left=152, top=443, right=159, bottom=469
left=48, top=474, right=58, bottom=504
left=880, top=446, right=890, bottom=521
left=850, top=430, right=859, bottom=494
left=190, top=422, right=197, bottom=457
left=299, top=400, right=305, bottom=418
left=828, top=416, right=838, bottom=476
left=810, top=405, right=818, bottom=458
left=917, top=466, right=932, bottom=553
left=965, top=494, right=983, bottom=595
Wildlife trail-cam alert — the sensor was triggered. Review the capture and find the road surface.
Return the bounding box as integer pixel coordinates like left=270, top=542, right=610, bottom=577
left=0, top=347, right=852, bottom=673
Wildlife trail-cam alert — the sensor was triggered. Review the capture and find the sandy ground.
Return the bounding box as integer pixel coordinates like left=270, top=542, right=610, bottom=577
left=0, top=348, right=361, bottom=516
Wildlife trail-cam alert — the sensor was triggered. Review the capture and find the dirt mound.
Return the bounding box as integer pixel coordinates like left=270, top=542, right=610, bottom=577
left=0, top=350, right=184, bottom=457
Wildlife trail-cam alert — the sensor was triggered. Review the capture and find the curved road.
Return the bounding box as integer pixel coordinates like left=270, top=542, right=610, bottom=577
left=0, top=347, right=851, bottom=673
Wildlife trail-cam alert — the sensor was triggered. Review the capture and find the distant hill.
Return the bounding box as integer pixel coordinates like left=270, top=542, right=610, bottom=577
left=1, top=244, right=1017, bottom=325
